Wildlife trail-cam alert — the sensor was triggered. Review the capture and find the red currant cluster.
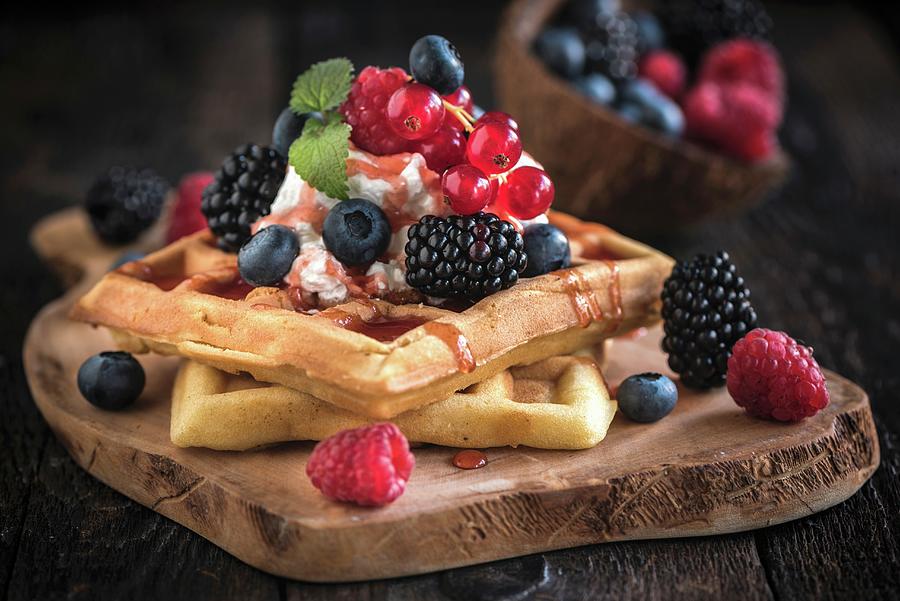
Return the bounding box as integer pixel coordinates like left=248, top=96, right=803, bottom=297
left=386, top=83, right=555, bottom=222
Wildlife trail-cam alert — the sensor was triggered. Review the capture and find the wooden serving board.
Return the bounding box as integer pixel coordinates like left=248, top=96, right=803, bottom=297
left=24, top=210, right=880, bottom=582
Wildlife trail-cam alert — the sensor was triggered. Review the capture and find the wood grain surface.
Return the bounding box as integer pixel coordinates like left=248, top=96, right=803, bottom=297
left=23, top=274, right=878, bottom=581
left=3, top=1, right=900, bottom=599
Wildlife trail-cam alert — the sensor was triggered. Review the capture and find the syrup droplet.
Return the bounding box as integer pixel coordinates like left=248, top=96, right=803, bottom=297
left=453, top=449, right=487, bottom=470
left=423, top=322, right=475, bottom=373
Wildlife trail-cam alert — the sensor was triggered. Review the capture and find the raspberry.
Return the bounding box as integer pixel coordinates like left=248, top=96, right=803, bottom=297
left=638, top=50, right=687, bottom=99
left=683, top=81, right=780, bottom=162
left=727, top=329, right=829, bottom=421
left=340, top=66, right=411, bottom=156
left=167, top=172, right=214, bottom=243
left=306, top=423, right=415, bottom=507
left=699, top=39, right=784, bottom=104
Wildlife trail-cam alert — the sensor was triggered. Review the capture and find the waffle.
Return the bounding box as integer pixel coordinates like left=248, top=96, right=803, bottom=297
left=71, top=211, right=673, bottom=418
left=171, top=344, right=615, bottom=451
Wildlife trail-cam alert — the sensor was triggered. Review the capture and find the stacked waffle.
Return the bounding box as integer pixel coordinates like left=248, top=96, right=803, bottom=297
left=71, top=211, right=673, bottom=451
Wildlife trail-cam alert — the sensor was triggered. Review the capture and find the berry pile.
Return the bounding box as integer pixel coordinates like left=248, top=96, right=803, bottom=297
left=192, top=35, right=566, bottom=304
left=533, top=0, right=784, bottom=162
left=405, top=213, right=527, bottom=300
left=660, top=253, right=829, bottom=423
left=340, top=35, right=557, bottom=223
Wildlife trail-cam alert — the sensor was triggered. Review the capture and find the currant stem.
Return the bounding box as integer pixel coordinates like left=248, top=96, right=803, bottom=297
left=442, top=99, right=475, bottom=133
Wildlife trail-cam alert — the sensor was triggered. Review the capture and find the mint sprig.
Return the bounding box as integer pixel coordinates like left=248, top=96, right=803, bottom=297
left=290, top=58, right=354, bottom=115
left=290, top=119, right=351, bottom=201
left=286, top=58, right=355, bottom=200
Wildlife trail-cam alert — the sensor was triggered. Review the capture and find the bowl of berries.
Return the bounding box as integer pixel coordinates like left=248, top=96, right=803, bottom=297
left=494, top=0, right=791, bottom=232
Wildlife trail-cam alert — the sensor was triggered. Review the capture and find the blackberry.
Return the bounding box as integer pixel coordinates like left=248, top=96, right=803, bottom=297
left=85, top=166, right=168, bottom=244
left=567, top=0, right=621, bottom=26
left=661, top=251, right=757, bottom=389
left=582, top=11, right=640, bottom=81
left=405, top=213, right=527, bottom=300
left=660, top=0, right=773, bottom=66
left=201, top=144, right=286, bottom=252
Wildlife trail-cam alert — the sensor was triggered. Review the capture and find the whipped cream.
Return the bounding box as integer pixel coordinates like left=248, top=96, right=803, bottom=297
left=254, top=148, right=449, bottom=307
left=254, top=147, right=547, bottom=308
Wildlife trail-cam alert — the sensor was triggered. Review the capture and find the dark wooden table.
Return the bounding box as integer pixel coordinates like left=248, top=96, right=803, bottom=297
left=2, top=2, right=899, bottom=599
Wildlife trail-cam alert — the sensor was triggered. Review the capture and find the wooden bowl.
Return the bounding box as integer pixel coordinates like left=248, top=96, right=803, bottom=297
left=494, top=0, right=790, bottom=233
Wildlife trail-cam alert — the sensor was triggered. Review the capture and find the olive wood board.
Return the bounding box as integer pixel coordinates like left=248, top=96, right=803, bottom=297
left=23, top=209, right=880, bottom=582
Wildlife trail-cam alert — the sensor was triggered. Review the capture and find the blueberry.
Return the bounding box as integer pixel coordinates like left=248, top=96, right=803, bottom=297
left=617, top=373, right=678, bottom=423
left=617, top=78, right=684, bottom=136
left=109, top=251, right=145, bottom=271
left=642, top=94, right=684, bottom=137
left=616, top=102, right=644, bottom=124
left=574, top=73, right=616, bottom=105
left=322, top=199, right=391, bottom=266
left=522, top=224, right=571, bottom=277
left=77, top=351, right=145, bottom=410
left=409, top=35, right=464, bottom=95
left=534, top=27, right=585, bottom=80
left=632, top=11, right=665, bottom=53
left=618, top=78, right=659, bottom=106
left=238, top=224, right=300, bottom=286
left=272, top=107, right=321, bottom=159
left=569, top=0, right=621, bottom=27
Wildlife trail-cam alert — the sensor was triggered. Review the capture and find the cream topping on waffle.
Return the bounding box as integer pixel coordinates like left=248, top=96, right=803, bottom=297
left=253, top=146, right=548, bottom=307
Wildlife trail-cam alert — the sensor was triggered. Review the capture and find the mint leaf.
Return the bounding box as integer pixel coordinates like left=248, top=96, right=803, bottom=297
left=290, top=58, right=354, bottom=115
left=289, top=118, right=351, bottom=200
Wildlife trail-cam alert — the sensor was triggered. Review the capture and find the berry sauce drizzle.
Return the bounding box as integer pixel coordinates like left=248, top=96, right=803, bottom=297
left=423, top=321, right=475, bottom=373
left=317, top=302, right=429, bottom=344
left=353, top=316, right=430, bottom=342
left=556, top=261, right=623, bottom=331
left=117, top=261, right=185, bottom=291
left=602, top=260, right=623, bottom=333
left=189, top=272, right=256, bottom=301
left=452, top=449, right=487, bottom=470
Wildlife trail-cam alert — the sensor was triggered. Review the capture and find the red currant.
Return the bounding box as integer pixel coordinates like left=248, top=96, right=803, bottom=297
left=442, top=165, right=492, bottom=214
left=442, top=86, right=474, bottom=113
left=386, top=83, right=446, bottom=140
left=466, top=123, right=522, bottom=175
left=412, top=123, right=466, bottom=173
left=496, top=167, right=555, bottom=219
left=489, top=177, right=501, bottom=203
left=476, top=111, right=519, bottom=132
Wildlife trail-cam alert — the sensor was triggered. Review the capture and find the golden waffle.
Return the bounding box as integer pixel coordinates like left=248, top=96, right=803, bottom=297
left=71, top=211, right=673, bottom=418
left=171, top=348, right=615, bottom=451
